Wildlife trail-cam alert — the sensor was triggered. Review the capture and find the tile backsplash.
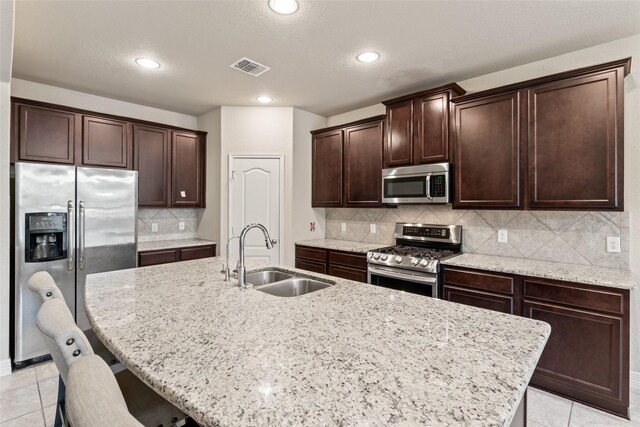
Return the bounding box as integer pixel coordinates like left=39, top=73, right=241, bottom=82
left=138, top=208, right=203, bottom=242
left=325, top=206, right=630, bottom=269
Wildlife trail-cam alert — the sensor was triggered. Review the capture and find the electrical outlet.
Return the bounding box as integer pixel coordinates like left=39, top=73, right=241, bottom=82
left=151, top=223, right=158, bottom=233
left=179, top=221, right=185, bottom=231
left=341, top=223, right=347, bottom=232
left=310, top=222, right=316, bottom=232
left=370, top=224, right=376, bottom=233
left=498, top=229, right=508, bottom=243
left=607, top=236, right=621, bottom=253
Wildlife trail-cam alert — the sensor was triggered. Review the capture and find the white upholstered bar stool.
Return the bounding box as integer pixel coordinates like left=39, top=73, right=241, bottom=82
left=66, top=354, right=142, bottom=427
left=30, top=272, right=191, bottom=427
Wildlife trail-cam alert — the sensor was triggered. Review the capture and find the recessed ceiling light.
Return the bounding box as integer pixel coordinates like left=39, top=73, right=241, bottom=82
left=257, top=96, right=273, bottom=104
left=268, top=0, right=298, bottom=15
left=135, top=58, right=160, bottom=69
left=356, top=51, right=380, bottom=63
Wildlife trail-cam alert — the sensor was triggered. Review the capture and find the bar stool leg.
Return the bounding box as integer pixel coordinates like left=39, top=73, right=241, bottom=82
left=54, top=375, right=66, bottom=427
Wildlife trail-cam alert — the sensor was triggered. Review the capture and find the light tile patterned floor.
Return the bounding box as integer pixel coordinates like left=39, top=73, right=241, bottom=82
left=1, top=361, right=640, bottom=426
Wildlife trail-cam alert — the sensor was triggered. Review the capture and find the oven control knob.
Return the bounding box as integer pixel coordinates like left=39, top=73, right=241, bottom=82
left=419, top=259, right=429, bottom=267
left=368, top=252, right=373, bottom=258
left=411, top=258, right=419, bottom=266
left=381, top=255, right=388, bottom=261
left=373, top=254, right=380, bottom=260
left=395, top=256, right=403, bottom=264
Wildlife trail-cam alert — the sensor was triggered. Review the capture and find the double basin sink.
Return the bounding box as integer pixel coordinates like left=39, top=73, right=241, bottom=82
left=246, top=270, right=332, bottom=297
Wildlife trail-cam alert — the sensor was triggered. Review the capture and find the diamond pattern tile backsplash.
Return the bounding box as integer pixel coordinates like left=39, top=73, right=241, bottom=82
left=137, top=208, right=204, bottom=242
left=325, top=206, right=630, bottom=269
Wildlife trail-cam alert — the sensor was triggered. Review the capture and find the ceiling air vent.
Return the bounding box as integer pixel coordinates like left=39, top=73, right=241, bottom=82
left=230, top=57, right=270, bottom=77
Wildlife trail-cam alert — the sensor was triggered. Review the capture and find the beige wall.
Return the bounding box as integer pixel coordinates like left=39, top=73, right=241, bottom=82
left=326, top=104, right=385, bottom=127
left=293, top=108, right=327, bottom=242
left=327, top=33, right=640, bottom=371
left=11, top=78, right=197, bottom=129
left=0, top=0, right=14, bottom=375
left=196, top=107, right=221, bottom=251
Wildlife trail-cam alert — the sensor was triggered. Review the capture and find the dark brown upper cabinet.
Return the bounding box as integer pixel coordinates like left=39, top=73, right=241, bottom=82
left=452, top=91, right=523, bottom=209
left=451, top=58, right=630, bottom=211
left=13, top=103, right=79, bottom=164
left=382, top=83, right=465, bottom=167
left=82, top=116, right=131, bottom=169
left=344, top=120, right=384, bottom=207
left=311, top=116, right=385, bottom=208
left=312, top=129, right=343, bottom=207
left=527, top=66, right=625, bottom=210
left=134, top=124, right=170, bottom=206
left=11, top=98, right=207, bottom=208
left=171, top=131, right=205, bottom=207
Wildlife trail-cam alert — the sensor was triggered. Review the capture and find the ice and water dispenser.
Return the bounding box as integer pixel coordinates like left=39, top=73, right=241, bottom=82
left=24, top=212, right=67, bottom=262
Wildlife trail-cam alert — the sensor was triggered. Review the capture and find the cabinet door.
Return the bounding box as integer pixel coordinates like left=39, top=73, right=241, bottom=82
left=452, top=91, right=523, bottom=208
left=179, top=245, right=216, bottom=261
left=295, top=258, right=327, bottom=274
left=524, top=300, right=626, bottom=416
left=385, top=100, right=413, bottom=166
left=527, top=68, right=623, bottom=209
left=312, top=130, right=343, bottom=207
left=82, top=116, right=131, bottom=168
left=134, top=124, right=170, bottom=206
left=328, top=265, right=367, bottom=283
left=344, top=120, right=383, bottom=207
left=171, top=131, right=204, bottom=207
left=414, top=92, right=450, bottom=163
left=138, top=249, right=179, bottom=267
left=16, top=104, right=77, bottom=164
left=444, top=286, right=515, bottom=314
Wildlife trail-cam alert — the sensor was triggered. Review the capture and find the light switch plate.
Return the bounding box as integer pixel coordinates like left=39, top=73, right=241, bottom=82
left=179, top=221, right=185, bottom=231
left=341, top=222, right=347, bottom=232
left=607, top=236, right=621, bottom=253
left=498, top=229, right=508, bottom=243
left=151, top=223, right=158, bottom=233
left=180, top=191, right=186, bottom=198
left=370, top=224, right=376, bottom=233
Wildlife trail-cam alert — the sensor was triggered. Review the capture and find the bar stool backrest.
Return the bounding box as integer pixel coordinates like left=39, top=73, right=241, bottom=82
left=28, top=271, right=65, bottom=303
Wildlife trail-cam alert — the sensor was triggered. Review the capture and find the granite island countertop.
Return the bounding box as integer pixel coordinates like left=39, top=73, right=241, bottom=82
left=85, top=257, right=550, bottom=427
left=138, top=238, right=217, bottom=252
left=296, top=238, right=387, bottom=253
left=442, top=253, right=636, bottom=290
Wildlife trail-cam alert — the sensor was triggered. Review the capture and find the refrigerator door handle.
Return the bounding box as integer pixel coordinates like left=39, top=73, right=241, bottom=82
left=67, top=200, right=75, bottom=271
left=79, top=201, right=86, bottom=270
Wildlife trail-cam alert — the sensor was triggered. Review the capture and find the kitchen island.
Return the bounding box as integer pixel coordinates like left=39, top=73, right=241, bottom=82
left=85, top=257, right=550, bottom=427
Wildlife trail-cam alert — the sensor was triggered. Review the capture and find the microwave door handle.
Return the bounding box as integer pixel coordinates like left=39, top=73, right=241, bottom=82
left=426, top=175, right=431, bottom=199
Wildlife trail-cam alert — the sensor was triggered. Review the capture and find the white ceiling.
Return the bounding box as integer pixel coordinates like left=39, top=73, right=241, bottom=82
left=12, top=1, right=640, bottom=117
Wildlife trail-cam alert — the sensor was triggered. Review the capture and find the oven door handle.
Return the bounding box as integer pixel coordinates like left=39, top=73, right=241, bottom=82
left=368, top=265, right=437, bottom=285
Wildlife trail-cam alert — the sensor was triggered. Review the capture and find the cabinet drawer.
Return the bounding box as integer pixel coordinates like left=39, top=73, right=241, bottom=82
left=444, top=285, right=515, bottom=315
left=295, top=258, right=326, bottom=274
left=329, top=250, right=367, bottom=269
left=179, top=245, right=216, bottom=261
left=328, top=264, right=367, bottom=283
left=524, top=278, right=625, bottom=315
left=443, top=267, right=515, bottom=295
left=138, top=249, right=179, bottom=267
left=295, top=245, right=327, bottom=262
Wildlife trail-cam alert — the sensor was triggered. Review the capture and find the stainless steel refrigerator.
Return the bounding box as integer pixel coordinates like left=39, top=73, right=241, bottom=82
left=13, top=162, right=137, bottom=364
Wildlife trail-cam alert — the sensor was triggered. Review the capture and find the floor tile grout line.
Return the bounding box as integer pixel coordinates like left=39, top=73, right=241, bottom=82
left=0, top=407, right=45, bottom=426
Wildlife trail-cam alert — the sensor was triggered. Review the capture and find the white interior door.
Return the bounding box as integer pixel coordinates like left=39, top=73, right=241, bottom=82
left=229, top=156, right=282, bottom=263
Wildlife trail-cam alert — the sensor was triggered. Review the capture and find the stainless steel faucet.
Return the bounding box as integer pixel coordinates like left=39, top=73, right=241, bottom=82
left=237, top=223, right=277, bottom=289
left=221, top=235, right=239, bottom=281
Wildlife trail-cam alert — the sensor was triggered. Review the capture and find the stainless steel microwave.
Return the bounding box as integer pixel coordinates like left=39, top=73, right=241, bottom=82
left=381, top=163, right=450, bottom=204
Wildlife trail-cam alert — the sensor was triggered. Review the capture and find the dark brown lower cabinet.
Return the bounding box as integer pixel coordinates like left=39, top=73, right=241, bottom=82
left=138, top=244, right=216, bottom=267
left=523, top=278, right=629, bottom=418
left=441, top=266, right=630, bottom=418
left=295, top=245, right=367, bottom=283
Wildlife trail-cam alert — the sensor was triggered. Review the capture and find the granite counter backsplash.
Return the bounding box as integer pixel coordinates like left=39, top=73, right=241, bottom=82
left=326, top=206, right=630, bottom=269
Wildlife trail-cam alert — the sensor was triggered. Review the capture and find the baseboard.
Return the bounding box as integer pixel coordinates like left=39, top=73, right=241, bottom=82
left=0, top=358, right=11, bottom=377
left=630, top=370, right=640, bottom=391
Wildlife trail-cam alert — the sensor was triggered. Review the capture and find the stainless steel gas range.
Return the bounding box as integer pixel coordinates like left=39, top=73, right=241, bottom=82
left=367, top=223, right=462, bottom=297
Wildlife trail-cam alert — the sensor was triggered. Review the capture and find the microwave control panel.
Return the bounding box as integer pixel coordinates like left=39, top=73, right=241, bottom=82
left=430, top=174, right=447, bottom=197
